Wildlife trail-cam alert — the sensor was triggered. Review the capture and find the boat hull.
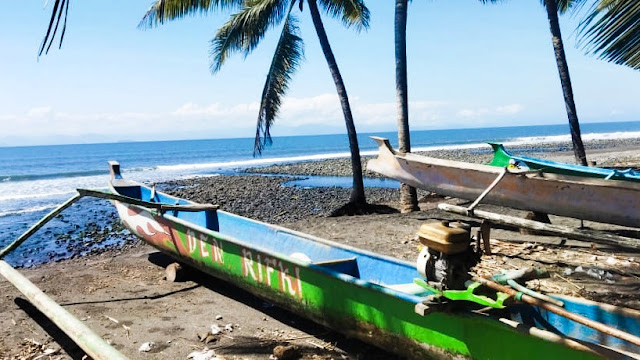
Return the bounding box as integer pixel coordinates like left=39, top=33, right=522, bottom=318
left=367, top=137, right=640, bottom=228
left=108, top=162, right=640, bottom=359
left=487, top=142, right=640, bottom=182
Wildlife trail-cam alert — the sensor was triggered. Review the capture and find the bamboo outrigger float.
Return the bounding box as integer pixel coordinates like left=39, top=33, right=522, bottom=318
left=106, top=160, right=640, bottom=359
left=367, top=137, right=640, bottom=229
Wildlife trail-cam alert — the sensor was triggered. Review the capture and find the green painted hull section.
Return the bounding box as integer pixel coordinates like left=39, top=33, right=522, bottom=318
left=115, top=202, right=609, bottom=360
left=488, top=142, right=640, bottom=182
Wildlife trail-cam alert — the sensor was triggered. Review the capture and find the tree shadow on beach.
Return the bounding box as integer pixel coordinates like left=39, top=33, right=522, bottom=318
left=145, top=251, right=395, bottom=359
left=328, top=203, right=398, bottom=217
left=14, top=298, right=87, bottom=359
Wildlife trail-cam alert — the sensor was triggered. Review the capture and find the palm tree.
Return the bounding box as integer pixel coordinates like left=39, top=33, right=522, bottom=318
left=395, top=0, right=419, bottom=213
left=580, top=0, right=640, bottom=70
left=140, top=0, right=370, bottom=208
left=394, top=0, right=500, bottom=213
left=39, top=0, right=70, bottom=57
left=543, top=0, right=588, bottom=166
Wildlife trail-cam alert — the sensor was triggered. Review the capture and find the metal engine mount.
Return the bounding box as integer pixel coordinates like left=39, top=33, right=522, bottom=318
left=416, top=221, right=480, bottom=290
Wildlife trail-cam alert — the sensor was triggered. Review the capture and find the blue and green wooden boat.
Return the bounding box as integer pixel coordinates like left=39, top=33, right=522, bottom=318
left=488, top=142, right=640, bottom=182
left=108, top=161, right=640, bottom=359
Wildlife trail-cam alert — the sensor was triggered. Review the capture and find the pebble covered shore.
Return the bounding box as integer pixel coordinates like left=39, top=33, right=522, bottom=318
left=243, top=138, right=640, bottom=178
left=163, top=138, right=640, bottom=224
left=162, top=176, right=401, bottom=224
left=37, top=137, right=640, bottom=265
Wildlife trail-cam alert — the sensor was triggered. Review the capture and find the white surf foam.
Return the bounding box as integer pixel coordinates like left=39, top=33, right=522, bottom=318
left=0, top=204, right=58, bottom=218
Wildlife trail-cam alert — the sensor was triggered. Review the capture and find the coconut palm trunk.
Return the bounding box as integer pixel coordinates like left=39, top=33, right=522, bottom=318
left=395, top=0, right=419, bottom=213
left=544, top=0, right=588, bottom=166
left=307, top=0, right=365, bottom=205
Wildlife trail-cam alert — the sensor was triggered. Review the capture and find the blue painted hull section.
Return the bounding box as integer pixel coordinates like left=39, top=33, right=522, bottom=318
left=113, top=175, right=640, bottom=355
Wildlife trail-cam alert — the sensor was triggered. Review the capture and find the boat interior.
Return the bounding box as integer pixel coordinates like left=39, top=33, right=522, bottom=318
left=110, top=169, right=640, bottom=354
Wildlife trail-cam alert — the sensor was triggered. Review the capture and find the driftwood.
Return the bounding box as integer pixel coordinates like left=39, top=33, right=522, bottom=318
left=438, top=203, right=640, bottom=251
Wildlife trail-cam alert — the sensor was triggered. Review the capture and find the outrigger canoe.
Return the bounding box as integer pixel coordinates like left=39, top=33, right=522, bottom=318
left=367, top=137, right=640, bottom=228
left=488, top=142, right=640, bottom=182
left=108, top=161, right=640, bottom=359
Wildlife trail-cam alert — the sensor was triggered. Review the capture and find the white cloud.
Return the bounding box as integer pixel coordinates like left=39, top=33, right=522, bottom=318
left=496, top=104, right=524, bottom=115
left=0, top=98, right=527, bottom=145
left=457, top=104, right=523, bottom=118
left=26, top=106, right=53, bottom=118
left=172, top=102, right=259, bottom=118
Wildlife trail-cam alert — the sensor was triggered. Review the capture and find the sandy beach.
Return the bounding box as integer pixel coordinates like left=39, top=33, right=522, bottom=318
left=2, top=140, right=640, bottom=359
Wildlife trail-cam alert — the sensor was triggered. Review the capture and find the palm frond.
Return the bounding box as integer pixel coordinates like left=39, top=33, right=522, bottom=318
left=254, top=12, right=304, bottom=155
left=317, top=0, right=369, bottom=30
left=39, top=0, right=70, bottom=57
left=209, top=0, right=290, bottom=73
left=139, top=0, right=242, bottom=29
left=579, top=0, right=640, bottom=70
left=540, top=0, right=585, bottom=14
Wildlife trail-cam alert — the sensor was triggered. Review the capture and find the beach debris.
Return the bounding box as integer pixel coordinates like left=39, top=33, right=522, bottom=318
left=305, top=339, right=326, bottom=349
left=187, top=348, right=219, bottom=360
left=272, top=344, right=300, bottom=360
left=138, top=342, right=154, bottom=352
left=197, top=324, right=229, bottom=344
left=198, top=332, right=218, bottom=344
left=165, top=262, right=183, bottom=282
left=105, top=315, right=119, bottom=324
left=32, top=348, right=59, bottom=360
left=215, top=314, right=223, bottom=320
left=122, top=324, right=131, bottom=340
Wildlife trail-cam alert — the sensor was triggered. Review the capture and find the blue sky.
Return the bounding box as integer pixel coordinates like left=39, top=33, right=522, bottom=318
left=0, top=1, right=638, bottom=146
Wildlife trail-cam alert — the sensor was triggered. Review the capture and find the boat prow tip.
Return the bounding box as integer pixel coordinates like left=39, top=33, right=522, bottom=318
left=369, top=137, right=397, bottom=155
left=108, top=161, right=122, bottom=180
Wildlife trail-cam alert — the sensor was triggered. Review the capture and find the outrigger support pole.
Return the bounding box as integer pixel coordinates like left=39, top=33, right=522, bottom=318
left=474, top=276, right=640, bottom=348
left=0, top=260, right=128, bottom=359
left=0, top=187, right=218, bottom=358
left=0, top=192, right=82, bottom=259
left=0, top=189, right=218, bottom=260
left=439, top=203, right=640, bottom=251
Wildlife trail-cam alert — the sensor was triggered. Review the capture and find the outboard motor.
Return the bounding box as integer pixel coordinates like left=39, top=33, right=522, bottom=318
left=416, top=221, right=480, bottom=290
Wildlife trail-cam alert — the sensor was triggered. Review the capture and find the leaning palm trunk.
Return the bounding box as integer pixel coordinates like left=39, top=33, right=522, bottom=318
left=545, top=0, right=588, bottom=166
left=395, top=0, right=419, bottom=213
left=308, top=0, right=365, bottom=204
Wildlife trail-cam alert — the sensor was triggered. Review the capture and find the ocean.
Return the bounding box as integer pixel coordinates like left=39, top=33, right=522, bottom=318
left=2, top=121, right=640, bottom=267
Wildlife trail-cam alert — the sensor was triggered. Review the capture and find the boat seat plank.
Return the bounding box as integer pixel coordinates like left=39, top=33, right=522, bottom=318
left=384, top=282, right=432, bottom=296
left=313, top=257, right=360, bottom=278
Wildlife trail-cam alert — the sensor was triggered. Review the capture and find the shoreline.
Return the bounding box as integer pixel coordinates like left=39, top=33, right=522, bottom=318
left=11, top=136, right=640, bottom=268
left=3, top=138, right=640, bottom=358
left=243, top=137, right=640, bottom=178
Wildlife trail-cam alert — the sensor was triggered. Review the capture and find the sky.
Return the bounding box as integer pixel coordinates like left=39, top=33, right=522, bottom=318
left=0, top=1, right=639, bottom=146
